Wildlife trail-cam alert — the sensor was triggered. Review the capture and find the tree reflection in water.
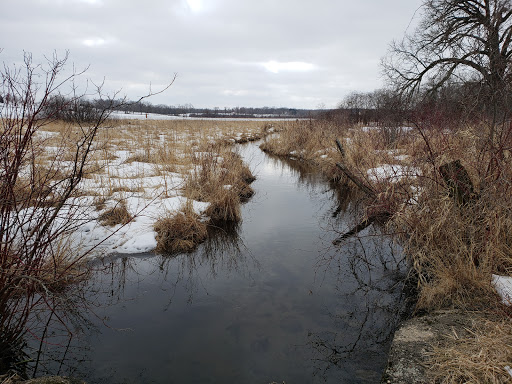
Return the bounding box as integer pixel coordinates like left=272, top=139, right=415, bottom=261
left=19, top=220, right=256, bottom=379
left=309, top=211, right=412, bottom=381
left=275, top=153, right=412, bottom=382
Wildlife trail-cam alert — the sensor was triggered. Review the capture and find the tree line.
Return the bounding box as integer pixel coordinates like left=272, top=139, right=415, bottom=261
left=92, top=100, right=318, bottom=118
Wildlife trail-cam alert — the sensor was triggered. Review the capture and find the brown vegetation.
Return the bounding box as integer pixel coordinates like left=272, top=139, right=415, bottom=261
left=154, top=203, right=208, bottom=254
left=428, top=313, right=512, bottom=383
left=97, top=201, right=133, bottom=227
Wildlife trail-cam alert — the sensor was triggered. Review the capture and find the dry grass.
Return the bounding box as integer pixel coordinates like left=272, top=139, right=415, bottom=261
left=38, top=238, right=91, bottom=293
left=34, top=118, right=262, bottom=217
left=154, top=203, right=208, bottom=254
left=205, top=189, right=242, bottom=223
left=183, top=144, right=255, bottom=223
left=394, top=187, right=512, bottom=310
left=97, top=201, right=133, bottom=227
left=264, top=118, right=512, bottom=308
left=427, top=314, right=512, bottom=383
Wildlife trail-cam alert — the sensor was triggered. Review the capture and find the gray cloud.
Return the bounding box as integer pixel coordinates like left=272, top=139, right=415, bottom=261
left=1, top=0, right=423, bottom=108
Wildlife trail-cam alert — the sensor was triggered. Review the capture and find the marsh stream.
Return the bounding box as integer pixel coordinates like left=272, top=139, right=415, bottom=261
left=32, top=142, right=409, bottom=383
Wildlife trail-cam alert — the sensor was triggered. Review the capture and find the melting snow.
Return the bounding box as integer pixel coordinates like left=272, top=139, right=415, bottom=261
left=366, top=164, right=419, bottom=182
left=492, top=274, right=512, bottom=305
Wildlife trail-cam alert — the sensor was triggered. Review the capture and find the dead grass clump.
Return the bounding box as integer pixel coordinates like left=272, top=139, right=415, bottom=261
left=236, top=182, right=255, bottom=202
left=125, top=153, right=153, bottom=163
left=98, top=201, right=132, bottom=227
left=183, top=148, right=224, bottom=202
left=205, top=190, right=242, bottom=223
left=240, top=163, right=256, bottom=184
left=94, top=197, right=107, bottom=211
left=111, top=186, right=133, bottom=193
left=427, top=315, right=512, bottom=383
left=39, top=240, right=91, bottom=293
left=183, top=145, right=255, bottom=223
left=154, top=204, right=208, bottom=254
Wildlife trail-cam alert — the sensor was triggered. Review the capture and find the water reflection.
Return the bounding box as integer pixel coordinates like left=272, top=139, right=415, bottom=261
left=308, top=231, right=410, bottom=382
left=262, top=149, right=411, bottom=382
left=93, top=222, right=255, bottom=303
left=11, top=142, right=410, bottom=383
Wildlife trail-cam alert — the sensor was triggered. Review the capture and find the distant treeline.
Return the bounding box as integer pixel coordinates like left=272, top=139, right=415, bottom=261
left=94, top=99, right=320, bottom=118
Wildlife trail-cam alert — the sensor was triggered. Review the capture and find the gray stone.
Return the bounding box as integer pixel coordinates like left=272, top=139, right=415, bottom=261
left=382, top=310, right=474, bottom=383
left=0, top=375, right=86, bottom=384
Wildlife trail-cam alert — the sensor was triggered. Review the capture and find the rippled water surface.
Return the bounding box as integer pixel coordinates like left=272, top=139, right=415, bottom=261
left=34, top=143, right=408, bottom=383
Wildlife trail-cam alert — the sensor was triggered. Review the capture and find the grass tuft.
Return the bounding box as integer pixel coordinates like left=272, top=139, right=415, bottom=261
left=205, top=190, right=242, bottom=223
left=154, top=203, right=208, bottom=254
left=98, top=201, right=133, bottom=227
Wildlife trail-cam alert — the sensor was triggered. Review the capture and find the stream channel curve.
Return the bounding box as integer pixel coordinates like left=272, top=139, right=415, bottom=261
left=30, top=142, right=409, bottom=383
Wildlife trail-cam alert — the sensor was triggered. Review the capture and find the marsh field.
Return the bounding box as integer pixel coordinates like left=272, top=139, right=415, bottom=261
left=1, top=115, right=409, bottom=383
left=1, top=111, right=512, bottom=383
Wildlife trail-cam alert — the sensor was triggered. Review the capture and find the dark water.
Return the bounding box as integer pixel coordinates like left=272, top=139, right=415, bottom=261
left=30, top=143, right=408, bottom=383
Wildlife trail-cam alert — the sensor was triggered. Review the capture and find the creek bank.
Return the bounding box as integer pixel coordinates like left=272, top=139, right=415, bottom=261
left=0, top=375, right=85, bottom=384
left=381, top=310, right=477, bottom=383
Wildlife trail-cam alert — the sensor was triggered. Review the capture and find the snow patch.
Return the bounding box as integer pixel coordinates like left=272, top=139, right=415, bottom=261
left=367, top=164, right=419, bottom=183
left=492, top=274, right=512, bottom=305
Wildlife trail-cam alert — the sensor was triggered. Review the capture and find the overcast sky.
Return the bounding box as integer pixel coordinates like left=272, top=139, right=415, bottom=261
left=1, top=0, right=424, bottom=109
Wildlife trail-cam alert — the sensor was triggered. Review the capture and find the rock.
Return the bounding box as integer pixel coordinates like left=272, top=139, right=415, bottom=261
left=24, top=377, right=86, bottom=384
left=381, top=310, right=473, bottom=383
left=0, top=374, right=86, bottom=384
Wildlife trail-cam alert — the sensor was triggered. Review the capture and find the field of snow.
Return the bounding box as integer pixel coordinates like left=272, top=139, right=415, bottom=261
left=492, top=274, right=512, bottom=305
left=109, top=111, right=299, bottom=122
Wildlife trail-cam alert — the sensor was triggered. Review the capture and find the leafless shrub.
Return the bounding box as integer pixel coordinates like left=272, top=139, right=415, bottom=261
left=0, top=51, right=174, bottom=375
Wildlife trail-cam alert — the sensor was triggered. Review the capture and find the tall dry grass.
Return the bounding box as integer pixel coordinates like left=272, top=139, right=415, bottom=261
left=183, top=145, right=253, bottom=221
left=263, top=118, right=512, bottom=307
left=427, top=314, right=512, bottom=383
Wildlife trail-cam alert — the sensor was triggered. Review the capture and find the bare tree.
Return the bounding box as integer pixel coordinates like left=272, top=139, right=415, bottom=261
left=384, top=0, right=512, bottom=146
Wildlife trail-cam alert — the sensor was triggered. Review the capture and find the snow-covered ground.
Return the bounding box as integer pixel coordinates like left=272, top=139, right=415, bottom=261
left=64, top=145, right=210, bottom=256
left=71, top=195, right=209, bottom=256
left=109, top=111, right=298, bottom=122
left=366, top=164, right=419, bottom=183
left=27, top=119, right=266, bottom=259
left=492, top=274, right=512, bottom=305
